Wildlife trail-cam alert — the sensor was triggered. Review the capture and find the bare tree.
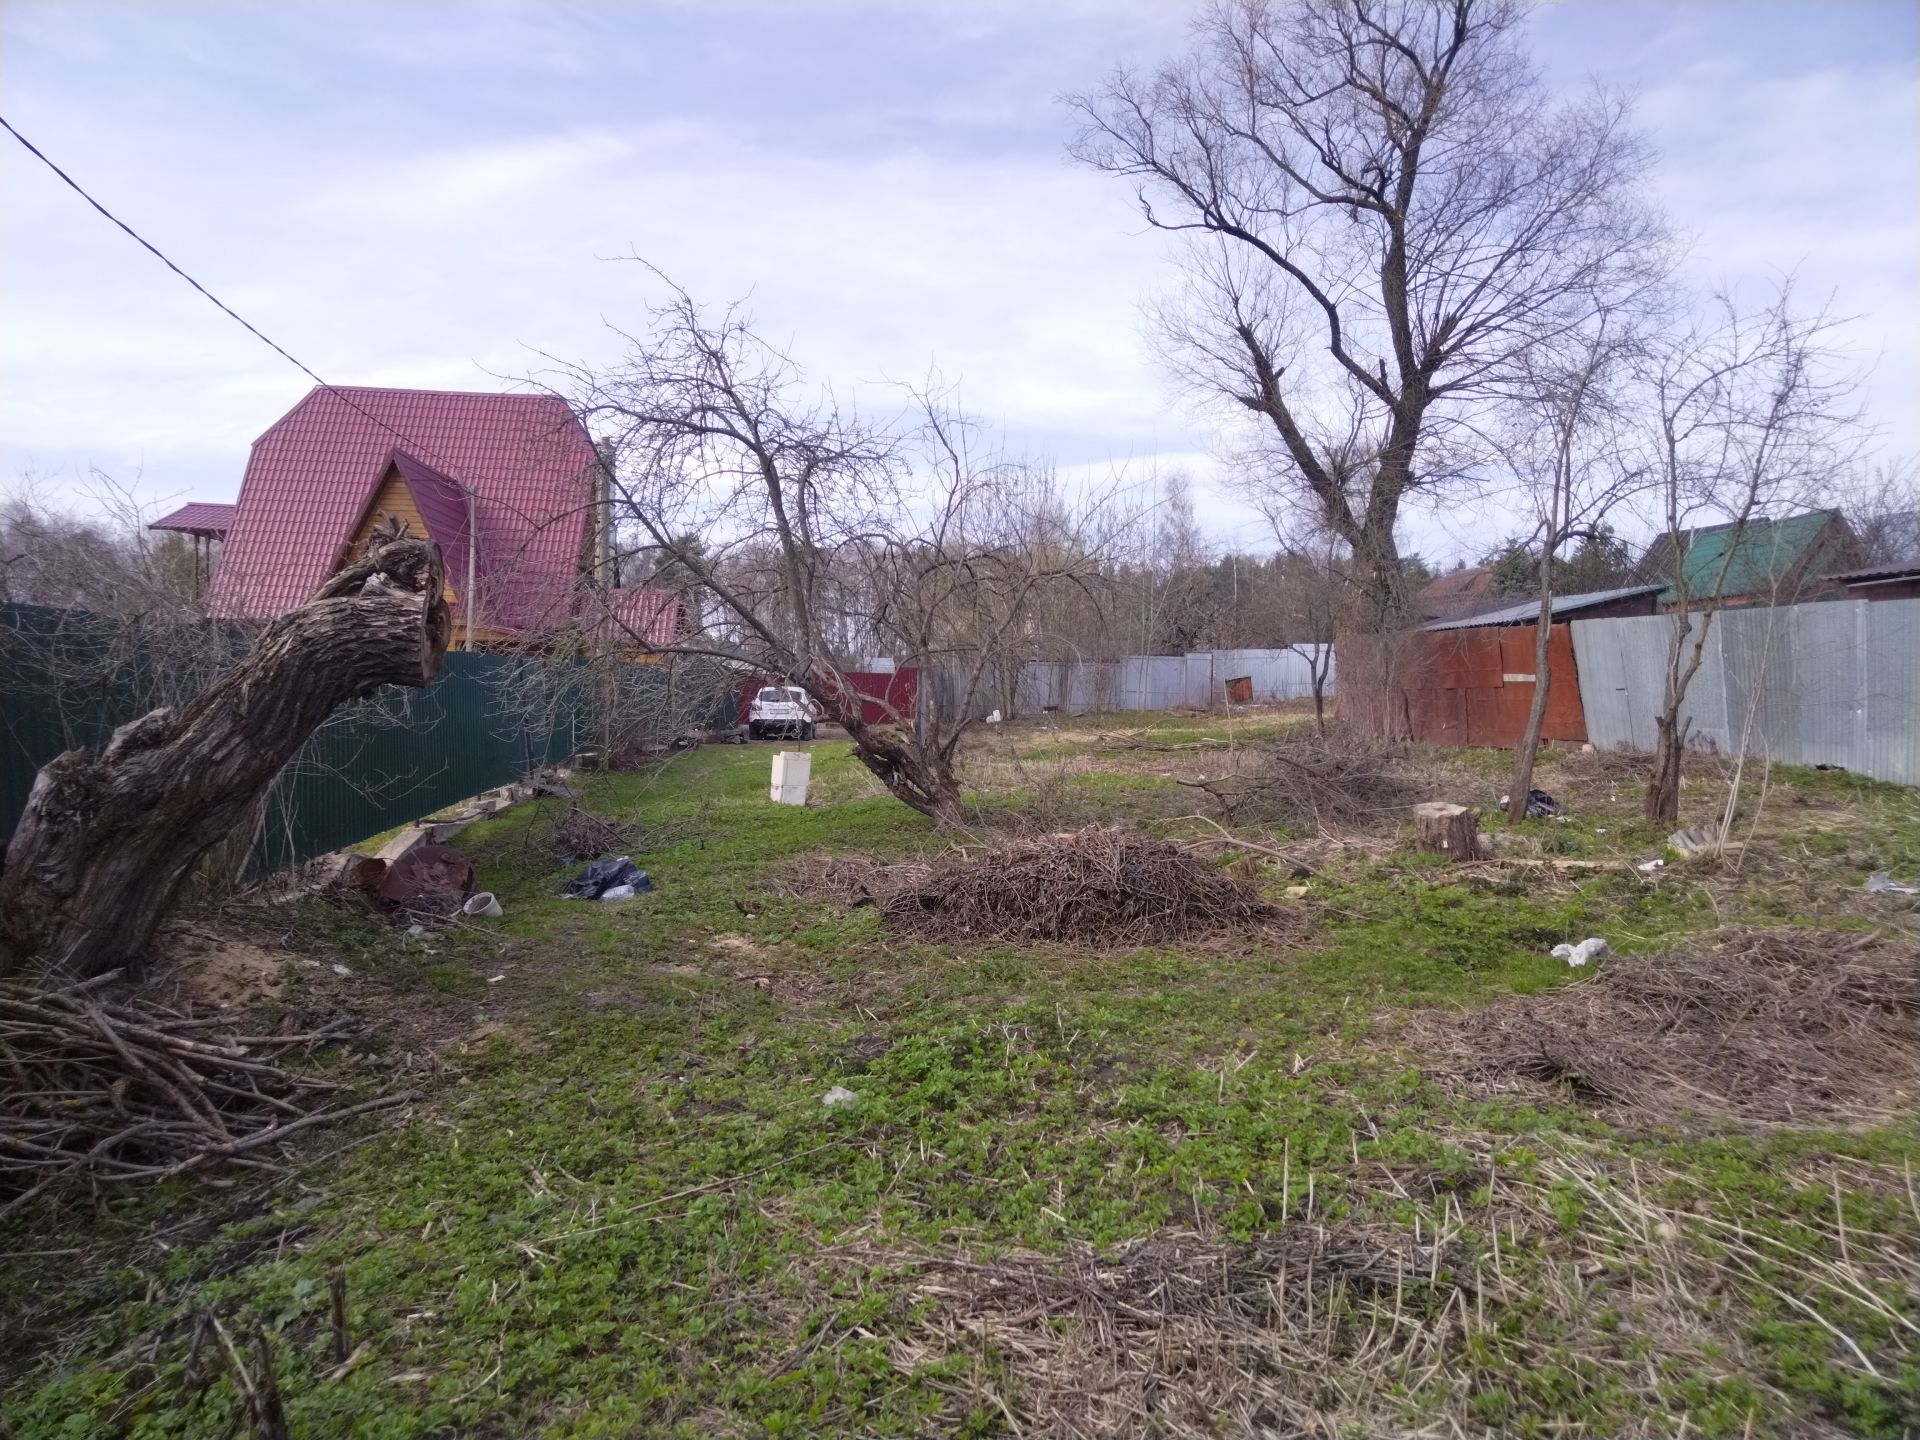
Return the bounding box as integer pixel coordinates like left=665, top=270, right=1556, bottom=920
left=1500, top=315, right=1644, bottom=821
left=1638, top=285, right=1862, bottom=825
left=1835, top=458, right=1919, bottom=566
left=553, top=285, right=1106, bottom=826
left=1067, top=0, right=1666, bottom=631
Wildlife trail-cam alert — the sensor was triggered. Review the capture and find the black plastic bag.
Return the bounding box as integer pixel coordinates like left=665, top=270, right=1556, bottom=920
left=562, top=856, right=653, bottom=899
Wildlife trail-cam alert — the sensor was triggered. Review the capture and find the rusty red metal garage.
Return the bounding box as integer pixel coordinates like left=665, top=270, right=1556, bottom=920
left=1336, top=584, right=1661, bottom=747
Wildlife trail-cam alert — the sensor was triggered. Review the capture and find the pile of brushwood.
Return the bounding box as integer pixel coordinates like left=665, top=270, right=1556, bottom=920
left=1436, top=928, right=1918, bottom=1122
left=878, top=827, right=1282, bottom=945
left=543, top=804, right=636, bottom=863
left=1180, top=725, right=1417, bottom=831
left=0, top=974, right=409, bottom=1217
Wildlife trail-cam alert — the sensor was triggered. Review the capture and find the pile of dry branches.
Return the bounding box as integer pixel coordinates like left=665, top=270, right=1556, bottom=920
left=543, top=804, right=636, bottom=863
left=1430, top=928, right=1918, bottom=1122
left=1181, top=727, right=1418, bottom=831
left=0, top=976, right=409, bottom=1217
left=772, top=853, right=931, bottom=909
left=880, top=827, right=1283, bottom=945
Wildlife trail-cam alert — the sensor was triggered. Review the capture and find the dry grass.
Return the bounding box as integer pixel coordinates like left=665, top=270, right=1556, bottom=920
left=1178, top=726, right=1425, bottom=832
left=538, top=804, right=637, bottom=862
left=829, top=1224, right=1466, bottom=1440
left=1417, top=927, right=1920, bottom=1124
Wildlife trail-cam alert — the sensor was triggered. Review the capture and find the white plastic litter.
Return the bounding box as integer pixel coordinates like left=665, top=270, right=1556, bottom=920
left=1667, top=826, right=1712, bottom=856
left=1636, top=858, right=1665, bottom=873
left=985, top=709, right=1002, bottom=724
left=822, top=1086, right=858, bottom=1108
left=599, top=884, right=637, bottom=901
left=1550, top=937, right=1610, bottom=968
left=331, top=963, right=352, bottom=977
left=1864, top=871, right=1920, bottom=896
left=463, top=892, right=504, bottom=918
left=488, top=974, right=506, bottom=984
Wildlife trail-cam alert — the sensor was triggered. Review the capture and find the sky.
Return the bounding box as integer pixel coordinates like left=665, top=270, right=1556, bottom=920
left=2, top=0, right=1915, bottom=565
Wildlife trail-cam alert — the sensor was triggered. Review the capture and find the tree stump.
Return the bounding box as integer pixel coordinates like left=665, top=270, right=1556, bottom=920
left=0, top=534, right=453, bottom=978
left=1413, top=802, right=1484, bottom=861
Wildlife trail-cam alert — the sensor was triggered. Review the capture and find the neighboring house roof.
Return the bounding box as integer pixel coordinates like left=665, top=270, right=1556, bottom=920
left=1642, top=509, right=1851, bottom=604
left=1420, top=566, right=1495, bottom=602
left=148, top=502, right=237, bottom=538
left=1422, top=584, right=1663, bottom=631
left=208, top=387, right=597, bottom=632
left=607, top=587, right=684, bottom=648
left=1825, top=561, right=1920, bottom=586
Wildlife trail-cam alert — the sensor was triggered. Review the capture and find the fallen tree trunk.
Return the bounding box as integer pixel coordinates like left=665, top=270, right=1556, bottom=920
left=0, top=535, right=453, bottom=979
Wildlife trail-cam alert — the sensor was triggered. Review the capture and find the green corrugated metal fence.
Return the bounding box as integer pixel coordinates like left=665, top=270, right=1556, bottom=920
left=2, top=604, right=582, bottom=875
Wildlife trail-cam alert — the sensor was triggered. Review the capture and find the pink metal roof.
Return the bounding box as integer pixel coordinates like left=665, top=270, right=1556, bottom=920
left=607, top=587, right=685, bottom=648
left=149, top=501, right=236, bottom=537
left=389, top=451, right=473, bottom=572
left=208, top=387, right=597, bottom=633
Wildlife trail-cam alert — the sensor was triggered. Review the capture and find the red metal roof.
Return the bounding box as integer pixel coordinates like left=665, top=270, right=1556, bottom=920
left=208, top=387, right=597, bottom=633
left=389, top=451, right=473, bottom=572
left=608, top=587, right=684, bottom=647
left=148, top=502, right=236, bottom=537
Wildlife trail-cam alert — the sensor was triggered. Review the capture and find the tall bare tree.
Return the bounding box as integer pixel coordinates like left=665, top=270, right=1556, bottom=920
left=554, top=284, right=1105, bottom=827
left=1067, top=0, right=1665, bottom=630
left=1638, top=285, right=1861, bottom=825
left=1500, top=314, right=1645, bottom=821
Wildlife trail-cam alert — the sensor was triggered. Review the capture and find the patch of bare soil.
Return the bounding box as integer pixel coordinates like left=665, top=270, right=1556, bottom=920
left=1417, top=928, right=1919, bottom=1124
left=159, top=934, right=294, bottom=1009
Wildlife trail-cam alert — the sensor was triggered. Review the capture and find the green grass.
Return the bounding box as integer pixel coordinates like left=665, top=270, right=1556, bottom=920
left=3, top=731, right=1915, bottom=1439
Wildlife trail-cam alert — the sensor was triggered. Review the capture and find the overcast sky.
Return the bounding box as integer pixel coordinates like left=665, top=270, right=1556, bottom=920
left=2, top=0, right=1915, bottom=563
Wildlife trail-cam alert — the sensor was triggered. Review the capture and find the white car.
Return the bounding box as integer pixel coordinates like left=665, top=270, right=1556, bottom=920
left=748, top=685, right=819, bottom=741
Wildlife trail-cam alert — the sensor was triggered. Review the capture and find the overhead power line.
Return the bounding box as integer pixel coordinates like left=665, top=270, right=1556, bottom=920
left=0, top=111, right=478, bottom=485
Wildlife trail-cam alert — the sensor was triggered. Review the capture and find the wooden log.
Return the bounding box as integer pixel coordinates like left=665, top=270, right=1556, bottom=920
left=0, top=534, right=452, bottom=978
left=1413, top=802, right=1484, bottom=862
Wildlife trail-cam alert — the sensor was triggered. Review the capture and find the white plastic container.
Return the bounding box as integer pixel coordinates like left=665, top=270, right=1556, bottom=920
left=463, top=892, right=503, bottom=918
left=770, top=750, right=812, bottom=805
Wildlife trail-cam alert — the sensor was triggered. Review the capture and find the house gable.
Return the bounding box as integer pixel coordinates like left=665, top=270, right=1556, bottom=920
left=208, top=387, right=598, bottom=636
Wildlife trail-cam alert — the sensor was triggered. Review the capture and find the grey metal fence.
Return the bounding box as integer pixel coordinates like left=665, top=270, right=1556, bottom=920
left=984, top=647, right=1334, bottom=718
left=1571, top=598, right=1919, bottom=786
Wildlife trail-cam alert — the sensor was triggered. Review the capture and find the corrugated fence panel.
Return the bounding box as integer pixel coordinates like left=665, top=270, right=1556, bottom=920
left=1571, top=613, right=1727, bottom=753
left=1571, top=598, right=1919, bottom=786
left=4, top=606, right=586, bottom=875
left=1004, top=648, right=1336, bottom=717
left=1860, top=601, right=1920, bottom=786
left=250, top=653, right=580, bottom=875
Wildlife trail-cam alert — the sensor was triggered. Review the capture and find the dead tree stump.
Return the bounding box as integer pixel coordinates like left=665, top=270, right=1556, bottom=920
left=0, top=535, right=453, bottom=978
left=1413, top=802, right=1484, bottom=862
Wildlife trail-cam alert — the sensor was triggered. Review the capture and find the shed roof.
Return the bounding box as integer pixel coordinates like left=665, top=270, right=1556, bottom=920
left=1825, top=560, right=1920, bottom=585
left=208, top=387, right=597, bottom=632
left=1421, top=584, right=1662, bottom=631
left=1649, top=509, right=1846, bottom=603
left=148, top=502, right=237, bottom=538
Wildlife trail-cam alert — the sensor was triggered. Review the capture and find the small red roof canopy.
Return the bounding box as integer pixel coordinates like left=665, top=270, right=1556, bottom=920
left=208, top=386, right=598, bottom=633
left=148, top=501, right=236, bottom=538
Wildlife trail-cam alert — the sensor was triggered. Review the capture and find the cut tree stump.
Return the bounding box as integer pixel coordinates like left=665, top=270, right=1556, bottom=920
left=0, top=532, right=453, bottom=979
left=1413, top=802, right=1485, bottom=862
